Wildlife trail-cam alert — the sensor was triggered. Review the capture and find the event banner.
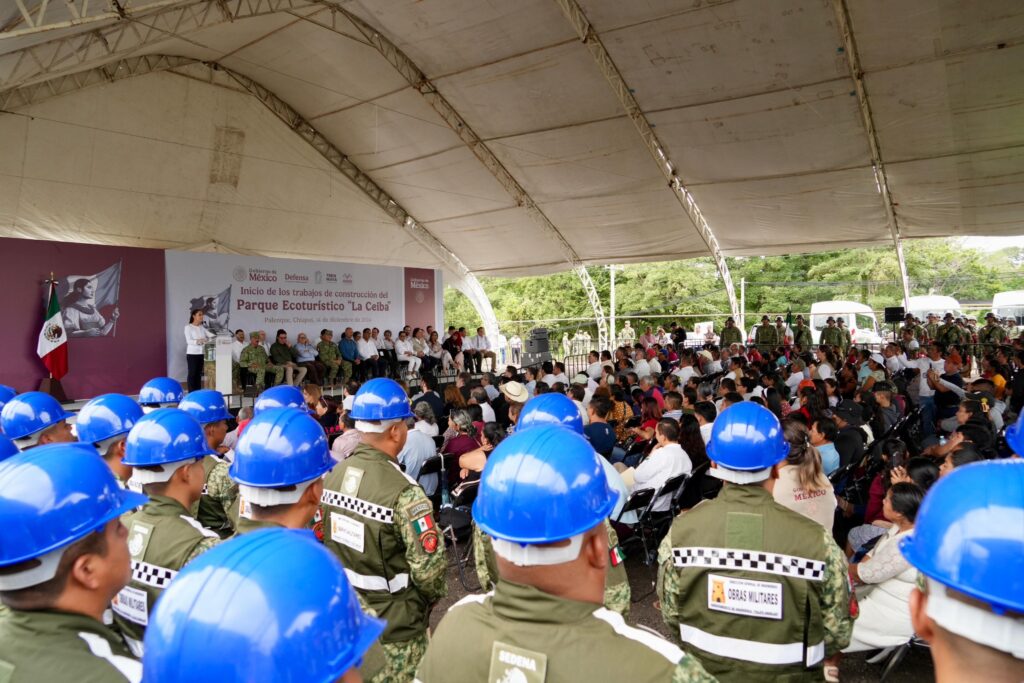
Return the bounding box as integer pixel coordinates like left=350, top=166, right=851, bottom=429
left=164, top=251, right=442, bottom=380
left=1, top=237, right=167, bottom=398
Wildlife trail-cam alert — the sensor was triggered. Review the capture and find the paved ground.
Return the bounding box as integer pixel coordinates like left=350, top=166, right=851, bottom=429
left=429, top=540, right=935, bottom=682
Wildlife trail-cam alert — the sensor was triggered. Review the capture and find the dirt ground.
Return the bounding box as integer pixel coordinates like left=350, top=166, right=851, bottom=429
left=428, top=541, right=935, bottom=683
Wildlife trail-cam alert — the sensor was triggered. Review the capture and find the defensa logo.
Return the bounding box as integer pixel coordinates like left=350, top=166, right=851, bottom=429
left=284, top=273, right=309, bottom=282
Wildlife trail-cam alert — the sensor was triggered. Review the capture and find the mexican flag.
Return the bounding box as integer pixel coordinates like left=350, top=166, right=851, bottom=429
left=38, top=281, right=68, bottom=379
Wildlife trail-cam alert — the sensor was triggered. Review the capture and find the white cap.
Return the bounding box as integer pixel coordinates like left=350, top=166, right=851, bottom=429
left=870, top=353, right=885, bottom=366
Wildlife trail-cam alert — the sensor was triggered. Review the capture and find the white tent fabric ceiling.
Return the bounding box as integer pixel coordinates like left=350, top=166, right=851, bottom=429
left=0, top=0, right=1021, bottom=278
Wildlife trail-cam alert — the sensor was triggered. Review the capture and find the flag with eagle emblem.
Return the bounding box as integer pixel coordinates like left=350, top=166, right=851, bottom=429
left=38, top=280, right=68, bottom=379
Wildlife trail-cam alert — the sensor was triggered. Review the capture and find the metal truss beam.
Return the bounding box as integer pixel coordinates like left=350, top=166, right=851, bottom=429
left=833, top=0, right=912, bottom=309
left=0, top=53, right=498, bottom=335
left=319, top=3, right=609, bottom=350
left=553, top=0, right=740, bottom=321
left=0, top=52, right=192, bottom=109
left=3, top=0, right=190, bottom=38
left=0, top=0, right=318, bottom=92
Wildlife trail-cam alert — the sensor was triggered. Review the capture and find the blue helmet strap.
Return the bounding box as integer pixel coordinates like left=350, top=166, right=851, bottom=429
left=924, top=577, right=1024, bottom=658
left=492, top=533, right=584, bottom=567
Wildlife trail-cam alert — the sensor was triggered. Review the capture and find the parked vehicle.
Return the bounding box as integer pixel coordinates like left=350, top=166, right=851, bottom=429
left=907, top=295, right=963, bottom=321
left=993, top=290, right=1024, bottom=325
left=809, top=301, right=882, bottom=346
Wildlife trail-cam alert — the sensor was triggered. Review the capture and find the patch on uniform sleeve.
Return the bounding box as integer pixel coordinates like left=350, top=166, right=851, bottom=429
left=610, top=546, right=625, bottom=566
left=127, top=521, right=154, bottom=561
left=404, top=499, right=432, bottom=520
left=488, top=641, right=548, bottom=683
left=411, top=513, right=439, bottom=554
left=341, top=467, right=365, bottom=496
left=847, top=572, right=859, bottom=618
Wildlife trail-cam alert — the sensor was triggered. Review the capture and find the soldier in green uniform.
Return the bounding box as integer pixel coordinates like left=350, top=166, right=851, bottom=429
left=178, top=390, right=238, bottom=538
left=836, top=317, right=852, bottom=357
left=0, top=444, right=148, bottom=683
left=923, top=313, right=940, bottom=342
left=115, top=409, right=221, bottom=655
left=754, top=315, right=780, bottom=353
left=317, top=328, right=343, bottom=386
left=899, top=313, right=919, bottom=343
left=417, top=425, right=715, bottom=683
left=472, top=391, right=632, bottom=615
left=139, top=529, right=385, bottom=683
left=791, top=314, right=813, bottom=350
left=658, top=402, right=853, bottom=682
left=975, top=313, right=1003, bottom=349
left=239, top=331, right=283, bottom=389
left=719, top=316, right=743, bottom=349
left=74, top=393, right=144, bottom=488
left=819, top=316, right=844, bottom=351
left=321, top=378, right=447, bottom=683
left=935, top=313, right=960, bottom=348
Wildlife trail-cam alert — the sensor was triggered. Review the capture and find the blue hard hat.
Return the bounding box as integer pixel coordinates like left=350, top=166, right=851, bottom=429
left=76, top=393, right=144, bottom=446
left=138, top=377, right=184, bottom=407
left=0, top=384, right=16, bottom=415
left=142, top=529, right=385, bottom=683
left=707, top=401, right=789, bottom=470
left=900, top=460, right=1024, bottom=614
left=0, top=434, right=18, bottom=463
left=122, top=408, right=215, bottom=467
left=349, top=378, right=413, bottom=421
left=231, top=408, right=333, bottom=488
left=473, top=425, right=617, bottom=544
left=0, top=391, right=74, bottom=441
left=179, top=389, right=232, bottom=425
left=253, top=385, right=308, bottom=415
left=1007, top=411, right=1024, bottom=456
left=0, top=443, right=148, bottom=568
left=517, top=392, right=584, bottom=435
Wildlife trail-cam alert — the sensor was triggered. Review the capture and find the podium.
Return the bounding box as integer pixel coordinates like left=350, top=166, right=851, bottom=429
left=203, top=333, right=235, bottom=394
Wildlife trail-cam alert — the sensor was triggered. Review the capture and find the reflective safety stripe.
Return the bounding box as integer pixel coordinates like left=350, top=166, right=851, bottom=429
left=343, top=568, right=409, bottom=593
left=77, top=632, right=143, bottom=683
left=672, top=546, right=825, bottom=581
left=680, top=625, right=825, bottom=666
left=131, top=560, right=177, bottom=589
left=321, top=488, right=394, bottom=524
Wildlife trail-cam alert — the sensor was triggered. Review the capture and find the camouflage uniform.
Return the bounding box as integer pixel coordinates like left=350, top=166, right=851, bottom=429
left=719, top=325, right=743, bottom=348
left=838, top=324, right=852, bottom=355
left=978, top=322, right=1007, bottom=353
left=657, top=485, right=852, bottom=682
left=239, top=341, right=283, bottom=388
left=753, top=324, right=779, bottom=352
left=924, top=322, right=939, bottom=342
left=472, top=521, right=631, bottom=618
left=819, top=325, right=843, bottom=350
left=321, top=442, right=448, bottom=682
left=317, top=339, right=343, bottom=384
left=792, top=324, right=813, bottom=349
left=191, top=457, right=238, bottom=537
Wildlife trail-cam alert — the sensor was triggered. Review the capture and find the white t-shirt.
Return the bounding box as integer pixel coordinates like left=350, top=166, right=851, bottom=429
left=648, top=358, right=662, bottom=375
left=587, top=362, right=604, bottom=380
left=672, top=366, right=697, bottom=384
left=700, top=422, right=714, bottom=445
left=633, top=443, right=692, bottom=512
left=184, top=324, right=212, bottom=355
left=544, top=373, right=569, bottom=386
left=395, top=338, right=416, bottom=359
left=634, top=359, right=651, bottom=378
left=772, top=465, right=837, bottom=532
left=816, top=362, right=834, bottom=380
left=231, top=339, right=246, bottom=363
left=480, top=402, right=496, bottom=424
left=914, top=357, right=943, bottom=397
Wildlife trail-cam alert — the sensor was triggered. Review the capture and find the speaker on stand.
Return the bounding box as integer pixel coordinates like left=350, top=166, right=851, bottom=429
left=884, top=306, right=905, bottom=345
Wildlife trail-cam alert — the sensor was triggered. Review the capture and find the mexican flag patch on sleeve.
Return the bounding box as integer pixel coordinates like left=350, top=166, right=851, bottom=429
left=413, top=515, right=435, bottom=534
left=610, top=546, right=625, bottom=566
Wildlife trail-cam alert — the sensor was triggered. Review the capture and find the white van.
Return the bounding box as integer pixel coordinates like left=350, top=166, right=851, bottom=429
left=907, top=295, right=962, bottom=321
left=809, top=301, right=883, bottom=346
left=993, top=290, right=1024, bottom=325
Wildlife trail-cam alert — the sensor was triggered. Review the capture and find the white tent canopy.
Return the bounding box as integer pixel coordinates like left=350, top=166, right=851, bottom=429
left=2, top=0, right=1022, bottom=337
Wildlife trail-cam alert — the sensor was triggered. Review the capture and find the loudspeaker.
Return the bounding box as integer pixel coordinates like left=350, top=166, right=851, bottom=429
left=525, top=327, right=549, bottom=354
left=884, top=306, right=906, bottom=324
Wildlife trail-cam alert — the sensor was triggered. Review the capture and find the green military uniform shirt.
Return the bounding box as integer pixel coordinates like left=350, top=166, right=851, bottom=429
left=320, top=442, right=448, bottom=644
left=791, top=325, right=813, bottom=348
left=838, top=325, right=852, bottom=354
left=239, top=344, right=283, bottom=387
left=0, top=609, right=141, bottom=683
left=416, top=580, right=716, bottom=683
left=317, top=340, right=342, bottom=382
left=978, top=323, right=1006, bottom=351
left=924, top=322, right=939, bottom=341
left=753, top=324, right=779, bottom=351
left=113, top=495, right=220, bottom=652
left=472, top=521, right=631, bottom=617
left=193, top=455, right=237, bottom=538
left=936, top=323, right=960, bottom=346
left=818, top=326, right=843, bottom=350
left=657, top=485, right=852, bottom=682
left=718, top=326, right=743, bottom=348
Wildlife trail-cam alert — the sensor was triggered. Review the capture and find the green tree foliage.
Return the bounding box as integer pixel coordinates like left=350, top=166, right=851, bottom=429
left=444, top=239, right=1024, bottom=335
